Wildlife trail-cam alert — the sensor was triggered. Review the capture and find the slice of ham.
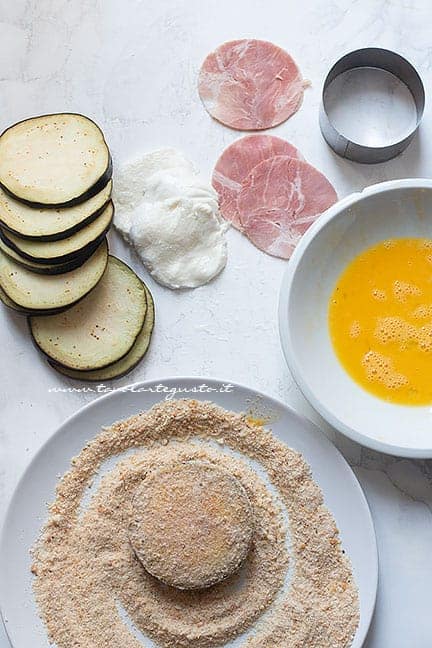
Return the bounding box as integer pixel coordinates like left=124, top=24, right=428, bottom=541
left=212, top=135, right=303, bottom=229
left=198, top=39, right=306, bottom=130
left=237, top=156, right=337, bottom=259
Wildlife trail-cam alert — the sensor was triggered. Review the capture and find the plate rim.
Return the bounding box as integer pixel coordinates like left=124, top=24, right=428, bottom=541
left=0, top=376, right=378, bottom=648
left=279, top=178, right=432, bottom=459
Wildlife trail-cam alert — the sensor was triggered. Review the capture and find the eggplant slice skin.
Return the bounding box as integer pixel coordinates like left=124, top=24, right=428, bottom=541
left=48, top=285, right=155, bottom=380
left=0, top=201, right=113, bottom=264
left=0, top=180, right=112, bottom=241
left=29, top=256, right=147, bottom=371
left=0, top=237, right=98, bottom=275
left=0, top=239, right=108, bottom=311
left=0, top=114, right=112, bottom=208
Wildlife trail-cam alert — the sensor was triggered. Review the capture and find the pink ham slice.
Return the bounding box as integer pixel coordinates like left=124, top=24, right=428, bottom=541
left=213, top=135, right=303, bottom=230
left=237, top=156, right=337, bottom=259
left=198, top=39, right=306, bottom=130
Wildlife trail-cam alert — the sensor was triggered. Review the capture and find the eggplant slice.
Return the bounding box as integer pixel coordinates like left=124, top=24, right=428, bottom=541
left=48, top=285, right=154, bottom=380
left=0, top=237, right=97, bottom=275
left=0, top=201, right=113, bottom=264
left=0, top=114, right=112, bottom=207
left=0, top=180, right=112, bottom=241
left=0, top=239, right=108, bottom=311
left=0, top=284, right=70, bottom=316
left=29, top=256, right=147, bottom=371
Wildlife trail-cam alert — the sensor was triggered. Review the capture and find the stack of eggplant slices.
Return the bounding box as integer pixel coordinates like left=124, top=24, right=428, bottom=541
left=0, top=113, right=154, bottom=381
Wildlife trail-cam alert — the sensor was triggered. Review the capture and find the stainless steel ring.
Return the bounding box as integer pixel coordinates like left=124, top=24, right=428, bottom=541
left=319, top=47, right=425, bottom=164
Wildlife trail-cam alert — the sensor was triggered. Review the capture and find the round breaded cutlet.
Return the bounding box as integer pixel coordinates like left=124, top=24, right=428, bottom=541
left=128, top=460, right=254, bottom=589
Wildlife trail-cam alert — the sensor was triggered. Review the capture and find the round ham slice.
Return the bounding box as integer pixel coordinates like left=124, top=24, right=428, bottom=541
left=198, top=39, right=305, bottom=130
left=212, top=135, right=303, bottom=229
left=237, top=156, right=337, bottom=259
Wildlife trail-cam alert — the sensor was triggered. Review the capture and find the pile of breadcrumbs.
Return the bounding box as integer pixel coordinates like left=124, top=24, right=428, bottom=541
left=32, top=399, right=359, bottom=647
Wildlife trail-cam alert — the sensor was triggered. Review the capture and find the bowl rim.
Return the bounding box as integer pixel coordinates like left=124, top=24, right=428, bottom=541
left=279, top=177, right=432, bottom=459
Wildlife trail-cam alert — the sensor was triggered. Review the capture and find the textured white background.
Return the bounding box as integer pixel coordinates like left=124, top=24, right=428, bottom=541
left=1, top=1, right=432, bottom=646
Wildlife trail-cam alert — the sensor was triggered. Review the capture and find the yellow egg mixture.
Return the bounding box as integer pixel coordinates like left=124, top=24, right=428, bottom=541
left=329, top=238, right=432, bottom=405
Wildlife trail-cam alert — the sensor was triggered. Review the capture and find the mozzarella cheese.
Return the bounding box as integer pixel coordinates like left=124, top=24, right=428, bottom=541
left=114, top=149, right=228, bottom=289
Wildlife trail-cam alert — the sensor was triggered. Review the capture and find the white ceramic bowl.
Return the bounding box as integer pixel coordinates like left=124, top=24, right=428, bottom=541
left=279, top=178, right=432, bottom=458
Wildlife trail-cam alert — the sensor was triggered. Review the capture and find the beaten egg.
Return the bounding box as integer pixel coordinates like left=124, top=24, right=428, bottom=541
left=329, top=238, right=432, bottom=405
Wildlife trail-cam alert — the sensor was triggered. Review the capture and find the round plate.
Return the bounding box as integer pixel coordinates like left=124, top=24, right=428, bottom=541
left=279, top=179, right=432, bottom=458
left=0, top=377, right=377, bottom=647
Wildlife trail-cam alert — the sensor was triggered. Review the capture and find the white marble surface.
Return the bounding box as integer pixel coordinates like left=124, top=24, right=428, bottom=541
left=0, top=1, right=432, bottom=646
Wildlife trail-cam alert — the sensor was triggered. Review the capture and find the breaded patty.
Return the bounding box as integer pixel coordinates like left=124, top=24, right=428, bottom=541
left=128, top=460, right=254, bottom=589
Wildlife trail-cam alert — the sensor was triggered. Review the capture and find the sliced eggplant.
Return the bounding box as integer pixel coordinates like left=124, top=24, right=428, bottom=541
left=29, top=256, right=147, bottom=371
left=48, top=285, right=155, bottom=380
left=0, top=283, right=30, bottom=314
left=0, top=180, right=112, bottom=241
left=0, top=202, right=113, bottom=264
left=0, top=237, right=97, bottom=275
left=0, top=284, right=70, bottom=316
left=0, top=114, right=112, bottom=207
left=0, top=239, right=108, bottom=311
